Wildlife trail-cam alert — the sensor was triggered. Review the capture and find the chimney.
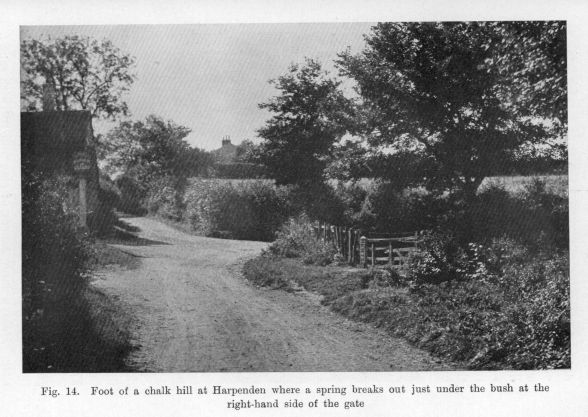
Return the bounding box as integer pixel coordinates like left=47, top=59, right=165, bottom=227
left=221, top=135, right=231, bottom=146
left=42, top=82, right=56, bottom=111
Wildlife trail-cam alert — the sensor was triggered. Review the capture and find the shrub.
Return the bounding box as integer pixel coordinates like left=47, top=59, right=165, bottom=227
left=88, top=175, right=120, bottom=236
left=286, top=183, right=347, bottom=225
left=144, top=176, right=186, bottom=221
left=184, top=179, right=290, bottom=241
left=337, top=181, right=446, bottom=233
left=403, top=235, right=570, bottom=369
left=211, top=162, right=267, bottom=179
left=22, top=174, right=92, bottom=371
left=115, top=174, right=148, bottom=215
left=268, top=214, right=337, bottom=266
left=436, top=180, right=568, bottom=250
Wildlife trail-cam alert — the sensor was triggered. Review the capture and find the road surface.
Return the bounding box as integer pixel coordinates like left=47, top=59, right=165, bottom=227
left=93, top=217, right=453, bottom=372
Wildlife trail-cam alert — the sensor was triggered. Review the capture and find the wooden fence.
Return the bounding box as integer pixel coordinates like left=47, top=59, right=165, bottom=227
left=312, top=221, right=420, bottom=270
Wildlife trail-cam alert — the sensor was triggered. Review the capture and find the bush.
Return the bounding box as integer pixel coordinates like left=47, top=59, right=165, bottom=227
left=22, top=174, right=92, bottom=371
left=335, top=180, right=447, bottom=233
left=88, top=175, right=120, bottom=236
left=144, top=176, right=186, bottom=221
left=211, top=162, right=267, bottom=179
left=286, top=183, right=347, bottom=225
left=268, top=214, right=337, bottom=265
left=400, top=234, right=570, bottom=368
left=115, top=174, right=148, bottom=215
left=184, top=179, right=290, bottom=241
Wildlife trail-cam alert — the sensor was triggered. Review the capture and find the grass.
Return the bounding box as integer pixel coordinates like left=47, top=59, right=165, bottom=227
left=479, top=175, right=568, bottom=196
left=242, top=251, right=569, bottom=370
left=243, top=256, right=372, bottom=302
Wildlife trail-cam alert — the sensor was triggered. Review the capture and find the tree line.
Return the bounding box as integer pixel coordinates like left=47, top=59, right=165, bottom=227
left=21, top=22, right=567, bottom=210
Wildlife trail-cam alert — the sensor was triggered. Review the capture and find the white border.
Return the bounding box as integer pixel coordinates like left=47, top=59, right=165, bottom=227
left=2, top=1, right=588, bottom=416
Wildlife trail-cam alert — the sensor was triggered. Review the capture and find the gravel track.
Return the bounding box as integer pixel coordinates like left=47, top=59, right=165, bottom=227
left=92, top=217, right=453, bottom=372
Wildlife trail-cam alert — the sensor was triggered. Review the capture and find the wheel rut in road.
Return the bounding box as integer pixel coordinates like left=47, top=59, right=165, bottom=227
left=93, top=216, right=454, bottom=372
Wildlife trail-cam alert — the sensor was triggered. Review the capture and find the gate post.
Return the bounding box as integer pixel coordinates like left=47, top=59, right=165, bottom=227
left=348, top=229, right=353, bottom=264
left=359, top=236, right=367, bottom=268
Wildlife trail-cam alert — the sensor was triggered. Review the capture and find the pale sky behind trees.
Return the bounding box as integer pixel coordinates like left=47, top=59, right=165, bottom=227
left=21, top=24, right=373, bottom=150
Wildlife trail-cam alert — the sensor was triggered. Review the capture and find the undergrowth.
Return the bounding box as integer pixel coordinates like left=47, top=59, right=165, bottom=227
left=243, top=239, right=569, bottom=370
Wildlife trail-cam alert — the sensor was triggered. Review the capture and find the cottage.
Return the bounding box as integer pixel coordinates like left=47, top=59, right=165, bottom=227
left=211, top=135, right=238, bottom=163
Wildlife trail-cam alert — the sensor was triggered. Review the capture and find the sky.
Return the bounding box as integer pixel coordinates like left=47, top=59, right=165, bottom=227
left=21, top=23, right=374, bottom=150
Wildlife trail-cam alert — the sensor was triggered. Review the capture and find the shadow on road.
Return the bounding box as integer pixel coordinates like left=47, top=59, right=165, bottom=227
left=103, top=219, right=170, bottom=246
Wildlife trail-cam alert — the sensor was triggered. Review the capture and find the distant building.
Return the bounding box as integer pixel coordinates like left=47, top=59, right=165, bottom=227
left=212, top=135, right=238, bottom=163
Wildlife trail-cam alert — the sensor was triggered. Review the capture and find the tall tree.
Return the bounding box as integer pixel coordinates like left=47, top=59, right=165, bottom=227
left=257, top=58, right=351, bottom=186
left=21, top=35, right=136, bottom=119
left=101, top=115, right=211, bottom=181
left=489, top=21, right=567, bottom=130
left=337, top=22, right=566, bottom=201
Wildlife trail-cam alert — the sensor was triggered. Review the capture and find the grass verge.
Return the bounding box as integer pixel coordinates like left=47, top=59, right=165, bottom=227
left=242, top=253, right=569, bottom=370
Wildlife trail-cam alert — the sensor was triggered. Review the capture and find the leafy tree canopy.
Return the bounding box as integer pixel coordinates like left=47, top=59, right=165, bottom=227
left=21, top=35, right=136, bottom=120
left=101, top=115, right=212, bottom=181
left=336, top=21, right=566, bottom=200
left=257, top=58, right=352, bottom=186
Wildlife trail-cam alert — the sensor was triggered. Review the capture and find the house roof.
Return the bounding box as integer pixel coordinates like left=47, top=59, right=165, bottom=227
left=21, top=111, right=94, bottom=175
left=212, top=140, right=238, bottom=164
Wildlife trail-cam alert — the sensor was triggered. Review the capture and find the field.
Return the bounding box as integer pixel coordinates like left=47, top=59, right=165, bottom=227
left=479, top=175, right=568, bottom=196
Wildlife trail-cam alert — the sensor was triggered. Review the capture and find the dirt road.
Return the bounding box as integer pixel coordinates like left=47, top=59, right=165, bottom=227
left=93, top=217, right=452, bottom=372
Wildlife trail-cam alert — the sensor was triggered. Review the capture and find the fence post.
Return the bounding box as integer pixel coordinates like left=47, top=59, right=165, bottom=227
left=389, top=241, right=393, bottom=266
left=371, top=242, right=375, bottom=268
left=348, top=229, right=352, bottom=264
left=360, top=236, right=367, bottom=268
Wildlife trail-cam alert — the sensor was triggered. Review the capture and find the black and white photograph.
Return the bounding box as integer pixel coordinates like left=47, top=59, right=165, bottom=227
left=3, top=1, right=588, bottom=416
left=20, top=21, right=569, bottom=373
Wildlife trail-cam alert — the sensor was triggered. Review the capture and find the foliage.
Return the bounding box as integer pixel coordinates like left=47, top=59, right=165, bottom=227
left=103, top=115, right=212, bottom=215
left=456, top=179, right=568, bottom=248
left=257, top=58, right=351, bottom=186
left=102, top=115, right=210, bottom=180
left=488, top=21, right=567, bottom=130
left=243, top=257, right=372, bottom=301
left=244, top=238, right=570, bottom=369
left=211, top=162, right=267, bottom=179
left=22, top=175, right=90, bottom=313
left=22, top=174, right=92, bottom=370
left=234, top=139, right=262, bottom=163
left=336, top=22, right=566, bottom=201
left=144, top=175, right=186, bottom=221
left=21, top=35, right=135, bottom=119
left=184, top=179, right=291, bottom=241
left=286, top=183, right=347, bottom=225
left=87, top=174, right=121, bottom=236
left=402, top=244, right=570, bottom=369
left=115, top=173, right=148, bottom=215
left=348, top=181, right=442, bottom=233
left=268, top=214, right=337, bottom=266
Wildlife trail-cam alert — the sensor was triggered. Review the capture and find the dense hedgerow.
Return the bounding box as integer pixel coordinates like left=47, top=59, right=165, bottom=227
left=462, top=180, right=568, bottom=249
left=332, top=178, right=568, bottom=250
left=144, top=176, right=186, bottom=221
left=22, top=174, right=92, bottom=371
left=184, top=179, right=291, bottom=241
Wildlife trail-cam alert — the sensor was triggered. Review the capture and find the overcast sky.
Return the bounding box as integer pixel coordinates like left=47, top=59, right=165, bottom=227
left=21, top=23, right=373, bottom=150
